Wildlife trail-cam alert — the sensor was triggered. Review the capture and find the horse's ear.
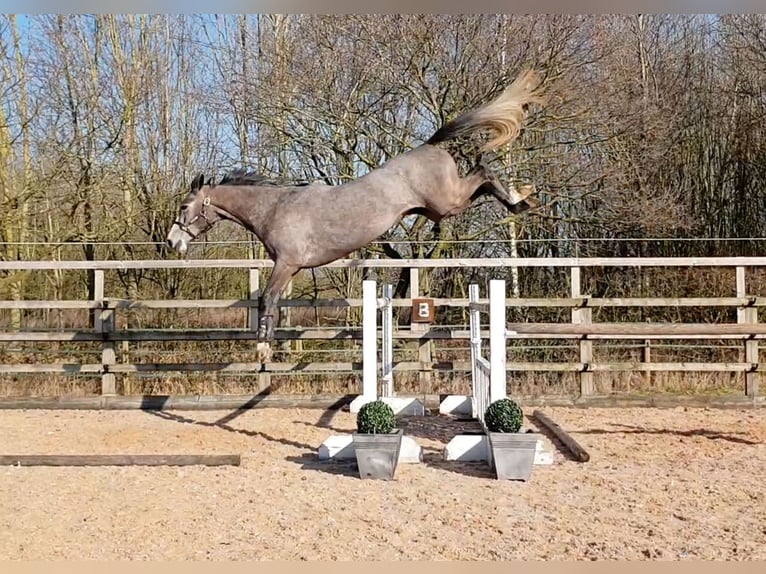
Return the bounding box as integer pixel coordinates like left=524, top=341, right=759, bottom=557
left=190, top=173, right=205, bottom=194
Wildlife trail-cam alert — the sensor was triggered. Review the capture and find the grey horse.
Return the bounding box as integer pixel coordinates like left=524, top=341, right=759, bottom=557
left=166, top=69, right=545, bottom=358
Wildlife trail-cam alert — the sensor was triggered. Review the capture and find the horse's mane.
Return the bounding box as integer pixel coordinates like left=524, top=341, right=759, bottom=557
left=216, top=169, right=310, bottom=188
left=216, top=169, right=281, bottom=187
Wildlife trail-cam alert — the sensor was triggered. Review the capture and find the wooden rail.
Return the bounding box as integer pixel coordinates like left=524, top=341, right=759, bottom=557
left=1, top=256, right=764, bottom=402
left=0, top=327, right=474, bottom=342
left=3, top=295, right=766, bottom=310
left=506, top=323, right=766, bottom=337
left=0, top=360, right=475, bottom=375
left=0, top=392, right=760, bottom=411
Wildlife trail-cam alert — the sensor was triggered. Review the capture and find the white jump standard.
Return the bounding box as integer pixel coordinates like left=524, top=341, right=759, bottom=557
left=319, top=280, right=424, bottom=464
left=348, top=280, right=426, bottom=417
left=441, top=279, right=553, bottom=465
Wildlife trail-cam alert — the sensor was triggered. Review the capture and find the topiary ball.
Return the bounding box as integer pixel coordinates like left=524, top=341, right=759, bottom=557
left=356, top=400, right=397, bottom=434
left=484, top=398, right=524, bottom=433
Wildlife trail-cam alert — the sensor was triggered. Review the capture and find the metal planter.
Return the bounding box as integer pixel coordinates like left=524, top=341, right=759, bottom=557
left=487, top=431, right=539, bottom=481
left=352, top=428, right=403, bottom=480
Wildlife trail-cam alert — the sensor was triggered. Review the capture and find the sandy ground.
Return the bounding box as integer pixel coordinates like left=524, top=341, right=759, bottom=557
left=0, top=404, right=765, bottom=561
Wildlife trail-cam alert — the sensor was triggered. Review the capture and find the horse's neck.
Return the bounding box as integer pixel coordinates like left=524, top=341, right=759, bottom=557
left=213, top=184, right=283, bottom=236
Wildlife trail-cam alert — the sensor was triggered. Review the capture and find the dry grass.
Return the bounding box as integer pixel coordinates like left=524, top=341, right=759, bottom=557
left=1, top=265, right=763, bottom=399
left=0, top=337, right=756, bottom=399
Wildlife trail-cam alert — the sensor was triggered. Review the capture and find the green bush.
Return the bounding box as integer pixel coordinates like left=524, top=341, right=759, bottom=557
left=484, top=398, right=524, bottom=433
left=356, top=400, right=397, bottom=434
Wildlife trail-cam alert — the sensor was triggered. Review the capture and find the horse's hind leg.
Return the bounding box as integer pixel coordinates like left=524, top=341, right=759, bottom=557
left=256, top=260, right=300, bottom=362
left=470, top=160, right=540, bottom=214
left=476, top=180, right=540, bottom=214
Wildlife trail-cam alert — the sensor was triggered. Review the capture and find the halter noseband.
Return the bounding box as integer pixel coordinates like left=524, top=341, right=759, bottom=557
left=174, top=196, right=213, bottom=239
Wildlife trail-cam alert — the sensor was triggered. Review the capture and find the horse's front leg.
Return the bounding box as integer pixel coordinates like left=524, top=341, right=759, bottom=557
left=256, top=261, right=299, bottom=362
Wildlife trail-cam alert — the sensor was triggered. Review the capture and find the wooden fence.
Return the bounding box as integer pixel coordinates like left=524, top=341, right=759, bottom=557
left=1, top=256, right=766, bottom=406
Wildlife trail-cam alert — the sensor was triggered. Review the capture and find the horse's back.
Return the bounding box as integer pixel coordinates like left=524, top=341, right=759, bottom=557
left=358, top=145, right=457, bottom=190
left=276, top=144, right=458, bottom=211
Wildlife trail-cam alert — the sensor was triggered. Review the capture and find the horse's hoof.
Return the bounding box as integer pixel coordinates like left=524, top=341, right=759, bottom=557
left=516, top=183, right=536, bottom=200
left=510, top=195, right=541, bottom=214
left=256, top=341, right=273, bottom=362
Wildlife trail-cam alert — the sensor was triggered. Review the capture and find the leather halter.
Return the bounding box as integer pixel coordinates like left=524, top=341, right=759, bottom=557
left=173, top=196, right=213, bottom=239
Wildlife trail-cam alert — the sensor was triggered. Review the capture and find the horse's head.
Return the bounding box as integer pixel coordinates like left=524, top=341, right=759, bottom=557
left=166, top=173, right=222, bottom=255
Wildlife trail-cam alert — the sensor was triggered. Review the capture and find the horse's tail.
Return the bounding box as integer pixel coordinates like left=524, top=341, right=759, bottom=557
left=425, top=69, right=545, bottom=152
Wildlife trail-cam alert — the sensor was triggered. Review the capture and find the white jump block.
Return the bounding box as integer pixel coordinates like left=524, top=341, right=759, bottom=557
left=318, top=434, right=423, bottom=463
left=349, top=395, right=371, bottom=413
left=443, top=433, right=553, bottom=465
left=439, top=395, right=474, bottom=416
left=349, top=395, right=426, bottom=416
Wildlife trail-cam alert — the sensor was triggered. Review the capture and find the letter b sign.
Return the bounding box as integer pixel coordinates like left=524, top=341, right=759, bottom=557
left=412, top=298, right=434, bottom=323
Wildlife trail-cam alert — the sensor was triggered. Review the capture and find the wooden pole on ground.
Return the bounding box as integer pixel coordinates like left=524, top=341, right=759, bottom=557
left=532, top=409, right=590, bottom=462
left=0, top=454, right=242, bottom=467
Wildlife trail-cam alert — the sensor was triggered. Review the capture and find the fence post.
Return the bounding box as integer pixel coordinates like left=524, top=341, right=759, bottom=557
left=409, top=267, right=433, bottom=394
left=571, top=266, right=594, bottom=395
left=94, top=270, right=116, bottom=396
left=736, top=266, right=759, bottom=398
left=643, top=340, right=652, bottom=389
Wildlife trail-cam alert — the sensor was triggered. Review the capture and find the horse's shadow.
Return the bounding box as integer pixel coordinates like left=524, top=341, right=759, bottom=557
left=140, top=394, right=367, bottom=473
left=140, top=390, right=320, bottom=452
left=145, top=409, right=320, bottom=451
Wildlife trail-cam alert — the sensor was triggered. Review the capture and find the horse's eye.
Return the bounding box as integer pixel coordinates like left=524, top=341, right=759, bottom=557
left=181, top=205, right=188, bottom=211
